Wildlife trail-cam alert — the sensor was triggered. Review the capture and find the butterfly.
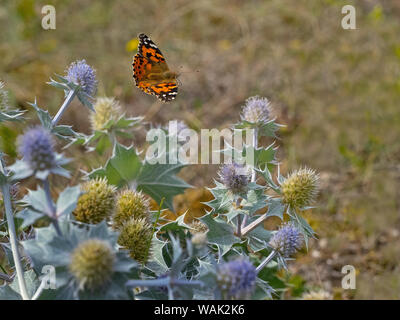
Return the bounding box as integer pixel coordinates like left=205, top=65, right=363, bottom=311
left=132, top=33, right=178, bottom=102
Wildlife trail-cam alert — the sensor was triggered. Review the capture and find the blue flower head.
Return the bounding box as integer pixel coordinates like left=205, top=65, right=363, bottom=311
left=66, top=60, right=97, bottom=96
left=269, top=222, right=304, bottom=258
left=216, top=258, right=256, bottom=299
left=241, top=96, right=271, bottom=124
left=218, top=162, right=250, bottom=194
left=18, top=126, right=56, bottom=171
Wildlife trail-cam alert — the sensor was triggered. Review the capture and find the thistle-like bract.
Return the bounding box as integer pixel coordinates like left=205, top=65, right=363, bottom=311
left=0, top=81, right=9, bottom=111
left=241, top=96, right=271, bottom=124
left=69, top=239, right=115, bottom=291
left=216, top=259, right=257, bottom=299
left=281, top=167, right=319, bottom=208
left=91, top=97, right=121, bottom=131
left=117, top=217, right=153, bottom=264
left=73, top=177, right=116, bottom=224
left=269, top=222, right=303, bottom=258
left=112, top=189, right=150, bottom=230
left=17, top=126, right=56, bottom=171
left=218, top=162, right=250, bottom=194
left=65, top=59, right=97, bottom=96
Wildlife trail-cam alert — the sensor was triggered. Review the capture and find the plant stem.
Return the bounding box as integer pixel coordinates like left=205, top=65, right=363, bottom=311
left=235, top=198, right=242, bottom=237
left=31, top=279, right=46, bottom=300
left=43, top=178, right=62, bottom=236
left=51, top=89, right=76, bottom=127
left=251, top=128, right=258, bottom=182
left=242, top=128, right=258, bottom=229
left=256, top=250, right=277, bottom=274
left=241, top=212, right=268, bottom=237
left=0, top=158, right=29, bottom=300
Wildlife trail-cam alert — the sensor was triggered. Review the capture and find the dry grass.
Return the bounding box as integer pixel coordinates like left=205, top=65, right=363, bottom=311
left=1, top=0, right=400, bottom=298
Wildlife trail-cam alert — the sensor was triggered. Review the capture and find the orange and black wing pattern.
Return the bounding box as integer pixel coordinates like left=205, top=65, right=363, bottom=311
left=132, top=33, right=178, bottom=102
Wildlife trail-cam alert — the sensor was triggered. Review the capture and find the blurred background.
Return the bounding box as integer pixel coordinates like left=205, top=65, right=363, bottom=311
left=1, top=0, right=399, bottom=299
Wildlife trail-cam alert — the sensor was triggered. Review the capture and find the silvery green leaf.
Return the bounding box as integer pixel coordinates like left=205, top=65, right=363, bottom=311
left=246, top=223, right=272, bottom=252
left=16, top=208, right=45, bottom=229
left=7, top=160, right=33, bottom=181
left=253, top=278, right=274, bottom=300
left=47, top=76, right=70, bottom=91
left=28, top=100, right=52, bottom=130
left=56, top=185, right=81, bottom=217
left=147, top=235, right=169, bottom=273
left=10, top=269, right=39, bottom=298
left=52, top=125, right=80, bottom=141
left=159, top=214, right=190, bottom=235
left=204, top=181, right=234, bottom=213
left=200, top=212, right=238, bottom=256
left=76, top=91, right=94, bottom=111
left=265, top=198, right=285, bottom=220
left=0, top=284, right=21, bottom=300
left=88, top=142, right=142, bottom=187
left=0, top=109, right=25, bottom=123
left=22, top=187, right=49, bottom=215
left=257, top=167, right=281, bottom=193
left=240, top=188, right=268, bottom=215
left=136, top=160, right=192, bottom=211
left=235, top=118, right=283, bottom=138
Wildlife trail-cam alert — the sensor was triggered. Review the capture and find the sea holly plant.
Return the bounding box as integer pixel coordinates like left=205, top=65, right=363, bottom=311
left=0, top=62, right=321, bottom=300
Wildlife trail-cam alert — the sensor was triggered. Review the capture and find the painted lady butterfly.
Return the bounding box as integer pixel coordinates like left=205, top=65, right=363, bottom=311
left=132, top=33, right=178, bottom=102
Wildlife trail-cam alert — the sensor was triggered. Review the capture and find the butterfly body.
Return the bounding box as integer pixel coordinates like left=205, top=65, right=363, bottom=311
left=132, top=34, right=178, bottom=102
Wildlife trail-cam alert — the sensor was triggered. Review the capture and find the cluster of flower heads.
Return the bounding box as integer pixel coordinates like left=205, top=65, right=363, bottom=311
left=17, top=126, right=56, bottom=172
left=216, top=259, right=257, bottom=299
left=269, top=222, right=304, bottom=258
left=66, top=59, right=97, bottom=97
left=91, top=97, right=122, bottom=131
left=112, top=189, right=150, bottom=229
left=69, top=238, right=115, bottom=291
left=112, top=189, right=153, bottom=264
left=281, top=167, right=319, bottom=208
left=218, top=162, right=251, bottom=194
left=241, top=96, right=272, bottom=125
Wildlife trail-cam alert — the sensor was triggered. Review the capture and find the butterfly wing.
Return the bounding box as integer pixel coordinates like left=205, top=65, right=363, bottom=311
left=132, top=33, right=178, bottom=102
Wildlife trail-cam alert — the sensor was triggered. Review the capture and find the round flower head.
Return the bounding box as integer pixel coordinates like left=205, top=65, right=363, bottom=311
left=112, top=189, right=150, bottom=230
left=218, top=163, right=250, bottom=194
left=73, top=177, right=117, bottom=224
left=91, top=97, right=121, bottom=131
left=281, top=167, right=319, bottom=208
left=269, top=222, right=303, bottom=258
left=69, top=239, right=115, bottom=291
left=241, top=96, right=271, bottom=124
left=18, top=126, right=56, bottom=171
left=65, top=59, right=97, bottom=96
left=0, top=81, right=9, bottom=111
left=118, top=217, right=153, bottom=264
left=189, top=220, right=209, bottom=235
left=216, top=259, right=257, bottom=299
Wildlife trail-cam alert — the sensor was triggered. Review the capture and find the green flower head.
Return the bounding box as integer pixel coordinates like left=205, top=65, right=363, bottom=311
left=69, top=238, right=115, bottom=291
left=91, top=97, right=122, bottom=132
left=281, top=167, right=319, bottom=208
left=118, top=217, right=153, bottom=264
left=112, top=189, right=150, bottom=230
left=74, top=177, right=117, bottom=224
